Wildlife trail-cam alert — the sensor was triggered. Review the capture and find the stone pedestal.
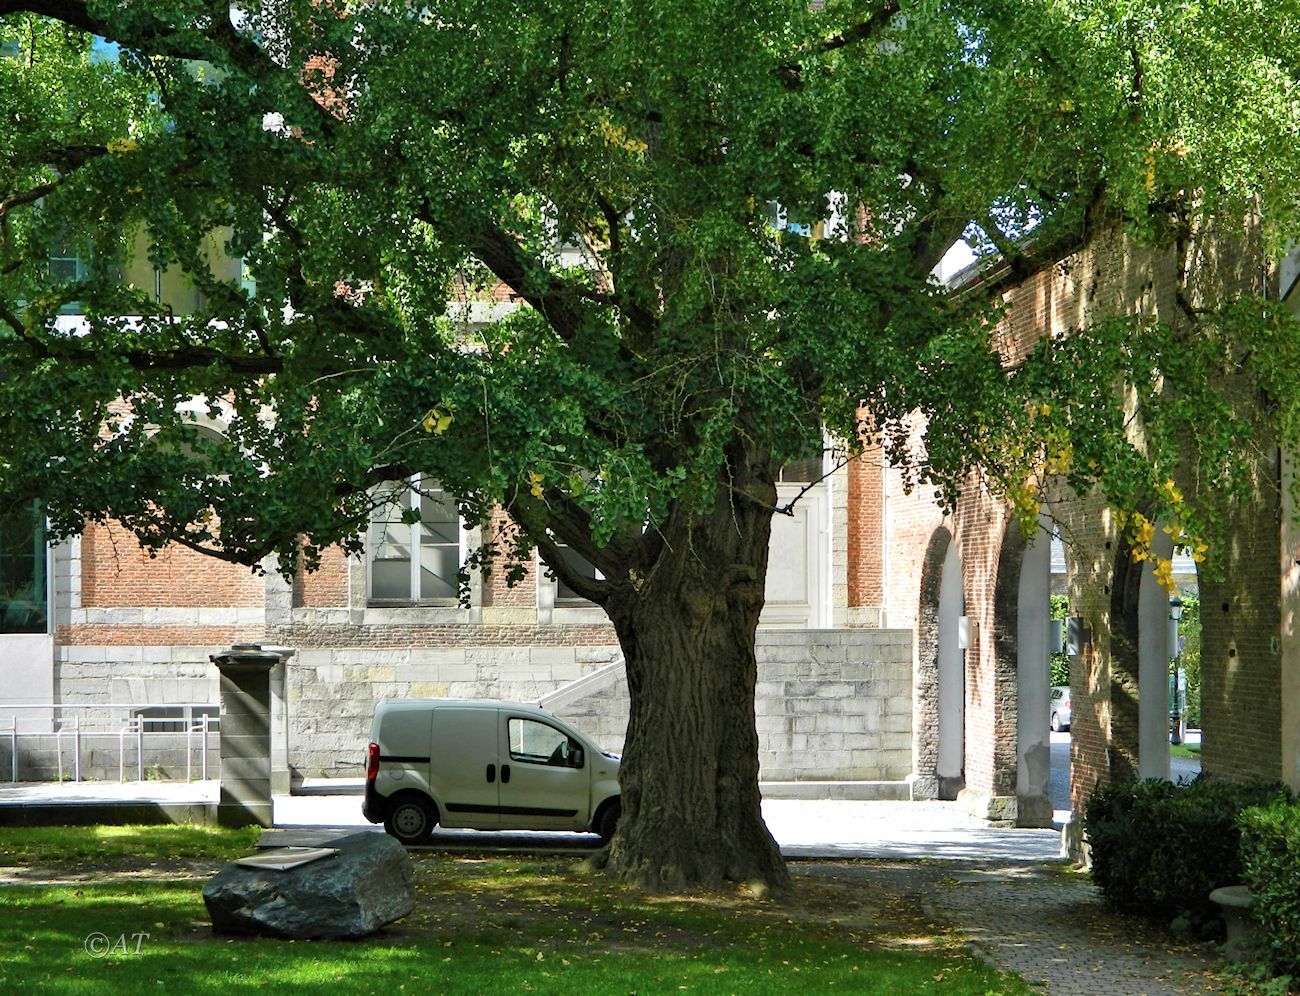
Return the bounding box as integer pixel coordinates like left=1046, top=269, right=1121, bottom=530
left=264, top=645, right=295, bottom=796
left=1210, top=885, right=1262, bottom=962
left=211, top=644, right=286, bottom=828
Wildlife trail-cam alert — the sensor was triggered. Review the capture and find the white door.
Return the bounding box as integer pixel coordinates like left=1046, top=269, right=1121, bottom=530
left=430, top=708, right=501, bottom=828
left=761, top=484, right=826, bottom=628
left=497, top=713, right=590, bottom=830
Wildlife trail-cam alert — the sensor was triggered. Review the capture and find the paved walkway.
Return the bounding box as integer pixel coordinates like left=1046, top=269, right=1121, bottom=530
left=289, top=787, right=1068, bottom=861
left=801, top=861, right=1223, bottom=995
left=0, top=780, right=1065, bottom=860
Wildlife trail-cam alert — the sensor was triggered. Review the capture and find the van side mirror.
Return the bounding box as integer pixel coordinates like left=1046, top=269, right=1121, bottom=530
left=569, top=743, right=584, bottom=768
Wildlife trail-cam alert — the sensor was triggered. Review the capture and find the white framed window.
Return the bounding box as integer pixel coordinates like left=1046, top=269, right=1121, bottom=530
left=551, top=542, right=601, bottom=603
left=48, top=231, right=89, bottom=285
left=367, top=477, right=464, bottom=603
left=778, top=452, right=825, bottom=484
left=0, top=500, right=48, bottom=635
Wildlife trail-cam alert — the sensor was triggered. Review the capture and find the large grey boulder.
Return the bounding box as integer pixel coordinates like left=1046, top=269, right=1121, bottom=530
left=203, top=832, right=415, bottom=939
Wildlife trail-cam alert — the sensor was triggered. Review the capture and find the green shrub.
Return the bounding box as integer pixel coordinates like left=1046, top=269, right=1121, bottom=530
left=1049, top=595, right=1070, bottom=687
left=1240, top=800, right=1300, bottom=976
left=1085, top=777, right=1291, bottom=930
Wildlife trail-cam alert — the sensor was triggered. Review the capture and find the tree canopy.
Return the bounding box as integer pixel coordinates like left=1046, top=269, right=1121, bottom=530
left=3, top=0, right=1300, bottom=888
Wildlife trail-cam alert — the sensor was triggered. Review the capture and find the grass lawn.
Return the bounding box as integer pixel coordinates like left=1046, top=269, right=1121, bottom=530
left=0, top=824, right=262, bottom=864
left=0, top=826, right=1031, bottom=995
left=1169, top=743, right=1201, bottom=759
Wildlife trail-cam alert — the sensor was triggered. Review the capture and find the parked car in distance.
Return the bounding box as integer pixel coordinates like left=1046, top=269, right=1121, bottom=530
left=363, top=698, right=621, bottom=846
left=1050, top=685, right=1072, bottom=732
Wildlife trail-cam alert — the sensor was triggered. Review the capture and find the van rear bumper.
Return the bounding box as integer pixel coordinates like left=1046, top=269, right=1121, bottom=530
left=362, top=780, right=384, bottom=824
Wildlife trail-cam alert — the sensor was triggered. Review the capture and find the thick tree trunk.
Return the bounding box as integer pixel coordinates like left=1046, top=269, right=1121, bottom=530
left=592, top=462, right=791, bottom=894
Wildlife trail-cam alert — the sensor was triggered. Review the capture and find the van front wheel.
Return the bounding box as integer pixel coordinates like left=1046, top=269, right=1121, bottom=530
left=385, top=794, right=437, bottom=845
left=595, top=799, right=621, bottom=844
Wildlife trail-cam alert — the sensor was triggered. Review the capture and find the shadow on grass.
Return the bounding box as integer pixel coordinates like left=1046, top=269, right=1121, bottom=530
left=0, top=854, right=1032, bottom=994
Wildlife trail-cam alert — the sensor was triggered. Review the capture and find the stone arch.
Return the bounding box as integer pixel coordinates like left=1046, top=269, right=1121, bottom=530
left=997, top=513, right=1054, bottom=826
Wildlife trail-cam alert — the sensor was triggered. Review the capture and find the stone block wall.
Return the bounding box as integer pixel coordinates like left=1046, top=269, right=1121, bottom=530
left=280, top=628, right=915, bottom=784
left=754, top=629, right=913, bottom=781
left=57, top=645, right=220, bottom=707
left=284, top=642, right=623, bottom=777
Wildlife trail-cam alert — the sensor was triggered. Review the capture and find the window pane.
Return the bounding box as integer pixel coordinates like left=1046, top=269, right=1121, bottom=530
left=418, top=543, right=458, bottom=599
left=369, top=517, right=411, bottom=559
left=369, top=508, right=412, bottom=599
left=420, top=491, right=459, bottom=546
left=554, top=545, right=597, bottom=602
left=369, top=479, right=462, bottom=603
left=778, top=456, right=823, bottom=483
left=0, top=501, right=46, bottom=634
left=48, top=257, right=82, bottom=283
left=418, top=488, right=458, bottom=599
left=508, top=719, right=567, bottom=763
left=370, top=558, right=411, bottom=600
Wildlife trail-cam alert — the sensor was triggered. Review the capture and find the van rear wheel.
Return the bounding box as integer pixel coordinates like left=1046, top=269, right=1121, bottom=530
left=385, top=794, right=437, bottom=845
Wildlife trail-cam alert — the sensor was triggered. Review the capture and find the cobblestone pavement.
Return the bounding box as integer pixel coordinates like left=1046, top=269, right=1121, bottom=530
left=798, top=861, right=1226, bottom=995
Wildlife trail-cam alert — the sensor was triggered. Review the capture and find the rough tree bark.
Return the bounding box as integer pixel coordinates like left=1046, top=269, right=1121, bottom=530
left=588, top=444, right=791, bottom=895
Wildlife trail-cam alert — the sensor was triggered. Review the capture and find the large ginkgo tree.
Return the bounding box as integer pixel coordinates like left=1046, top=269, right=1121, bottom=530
left=2, top=0, right=1299, bottom=890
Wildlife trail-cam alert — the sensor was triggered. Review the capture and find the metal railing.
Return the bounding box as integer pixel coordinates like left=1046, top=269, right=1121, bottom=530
left=0, top=702, right=219, bottom=783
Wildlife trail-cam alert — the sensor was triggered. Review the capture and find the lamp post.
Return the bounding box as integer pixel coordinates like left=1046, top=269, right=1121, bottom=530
left=1169, top=596, right=1184, bottom=746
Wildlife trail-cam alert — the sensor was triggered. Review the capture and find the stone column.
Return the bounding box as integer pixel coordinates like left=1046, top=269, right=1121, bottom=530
left=1015, top=524, right=1053, bottom=827
left=1281, top=451, right=1300, bottom=789
left=1137, top=530, right=1174, bottom=781
left=211, top=644, right=284, bottom=828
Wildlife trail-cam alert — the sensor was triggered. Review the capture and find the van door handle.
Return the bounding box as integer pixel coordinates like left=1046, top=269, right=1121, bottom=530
left=501, top=764, right=510, bottom=784
left=486, top=764, right=496, bottom=783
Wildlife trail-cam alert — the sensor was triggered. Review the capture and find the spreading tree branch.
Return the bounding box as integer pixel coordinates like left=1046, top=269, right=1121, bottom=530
left=0, top=181, right=56, bottom=265
left=956, top=185, right=1107, bottom=297
left=777, top=1, right=902, bottom=87
left=463, top=222, right=593, bottom=341
left=0, top=0, right=338, bottom=136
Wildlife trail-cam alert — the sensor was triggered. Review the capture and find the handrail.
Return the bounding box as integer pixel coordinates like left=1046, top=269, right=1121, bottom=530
left=1, top=701, right=220, bottom=783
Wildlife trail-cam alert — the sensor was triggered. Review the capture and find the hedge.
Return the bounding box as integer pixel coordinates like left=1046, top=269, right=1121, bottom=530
left=1085, top=777, right=1291, bottom=930
left=1240, top=800, right=1300, bottom=976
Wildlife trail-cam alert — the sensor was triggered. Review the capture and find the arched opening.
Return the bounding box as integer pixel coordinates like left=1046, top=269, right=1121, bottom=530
left=1170, top=562, right=1202, bottom=783
left=1044, top=527, right=1072, bottom=819
left=937, top=539, right=965, bottom=800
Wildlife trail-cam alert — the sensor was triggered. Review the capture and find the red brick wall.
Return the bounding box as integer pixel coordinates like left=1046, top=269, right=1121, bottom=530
left=294, top=545, right=351, bottom=608
left=481, top=510, right=538, bottom=607
left=882, top=444, right=945, bottom=633
left=957, top=490, right=1020, bottom=800
left=81, top=521, right=264, bottom=608
left=57, top=624, right=265, bottom=646
left=269, top=623, right=617, bottom=648
left=846, top=444, right=884, bottom=608
left=885, top=224, right=1182, bottom=811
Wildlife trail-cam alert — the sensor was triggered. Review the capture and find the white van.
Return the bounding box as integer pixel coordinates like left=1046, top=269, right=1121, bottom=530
left=362, top=699, right=621, bottom=845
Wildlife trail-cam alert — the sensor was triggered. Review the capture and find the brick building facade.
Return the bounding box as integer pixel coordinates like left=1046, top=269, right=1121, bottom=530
left=2, top=456, right=921, bottom=792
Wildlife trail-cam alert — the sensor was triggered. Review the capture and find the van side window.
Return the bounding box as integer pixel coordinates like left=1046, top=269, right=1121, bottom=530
left=508, top=718, right=581, bottom=768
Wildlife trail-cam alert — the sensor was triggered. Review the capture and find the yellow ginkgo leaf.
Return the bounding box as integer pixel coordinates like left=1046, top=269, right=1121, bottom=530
left=422, top=408, right=453, bottom=434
